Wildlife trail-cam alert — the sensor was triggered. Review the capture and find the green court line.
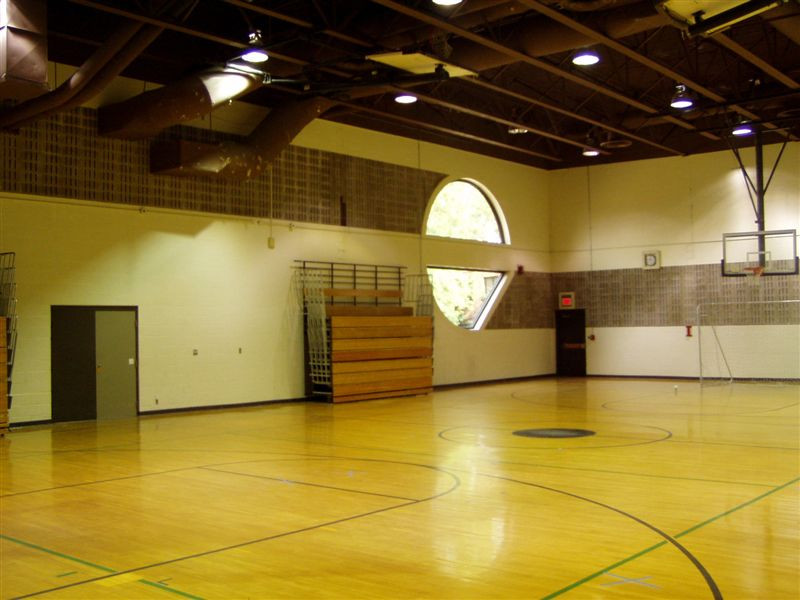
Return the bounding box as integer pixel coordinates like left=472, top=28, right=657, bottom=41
left=1, top=534, right=115, bottom=573
left=675, top=476, right=800, bottom=538
left=541, top=476, right=800, bottom=599
left=138, top=578, right=205, bottom=600
left=1, top=534, right=204, bottom=600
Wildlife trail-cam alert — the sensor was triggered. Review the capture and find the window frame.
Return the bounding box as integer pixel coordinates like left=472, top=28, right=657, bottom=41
left=426, top=265, right=507, bottom=330
left=423, top=178, right=510, bottom=245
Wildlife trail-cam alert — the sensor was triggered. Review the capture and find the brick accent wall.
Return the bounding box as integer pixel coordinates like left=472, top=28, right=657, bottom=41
left=3, top=107, right=796, bottom=330
left=486, top=272, right=553, bottom=328
left=0, top=107, right=444, bottom=233
left=487, top=264, right=799, bottom=329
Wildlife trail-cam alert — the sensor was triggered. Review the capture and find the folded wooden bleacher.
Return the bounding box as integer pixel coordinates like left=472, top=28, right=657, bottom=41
left=298, top=262, right=433, bottom=403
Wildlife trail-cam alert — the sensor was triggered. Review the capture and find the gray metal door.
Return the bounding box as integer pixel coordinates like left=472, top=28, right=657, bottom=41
left=95, top=310, right=138, bottom=419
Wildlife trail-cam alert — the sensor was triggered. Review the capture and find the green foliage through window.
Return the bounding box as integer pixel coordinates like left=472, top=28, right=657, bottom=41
left=427, top=267, right=504, bottom=329
left=424, top=179, right=508, bottom=329
left=425, top=180, right=504, bottom=243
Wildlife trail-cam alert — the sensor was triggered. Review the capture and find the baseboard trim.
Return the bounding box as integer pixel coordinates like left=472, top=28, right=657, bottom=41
left=139, top=397, right=312, bottom=416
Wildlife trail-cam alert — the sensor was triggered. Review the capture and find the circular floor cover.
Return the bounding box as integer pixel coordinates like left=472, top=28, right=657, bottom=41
left=512, top=428, right=596, bottom=438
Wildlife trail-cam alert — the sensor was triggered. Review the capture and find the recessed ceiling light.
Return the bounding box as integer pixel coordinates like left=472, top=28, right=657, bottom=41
left=572, top=49, right=600, bottom=66
left=394, top=94, right=417, bottom=104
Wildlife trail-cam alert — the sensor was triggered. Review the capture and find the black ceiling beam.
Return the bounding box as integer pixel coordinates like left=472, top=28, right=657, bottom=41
left=336, top=100, right=563, bottom=162
left=464, top=77, right=684, bottom=156
left=367, top=0, right=704, bottom=134
left=517, top=0, right=794, bottom=139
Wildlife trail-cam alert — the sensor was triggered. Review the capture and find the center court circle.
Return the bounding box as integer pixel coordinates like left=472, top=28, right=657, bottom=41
left=438, top=422, right=671, bottom=449
left=513, top=428, right=596, bottom=438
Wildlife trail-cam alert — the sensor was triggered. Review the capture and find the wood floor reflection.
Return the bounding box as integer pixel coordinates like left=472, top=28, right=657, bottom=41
left=2, top=378, right=798, bottom=599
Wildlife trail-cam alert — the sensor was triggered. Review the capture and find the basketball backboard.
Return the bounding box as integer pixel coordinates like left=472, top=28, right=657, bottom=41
left=722, top=229, right=798, bottom=276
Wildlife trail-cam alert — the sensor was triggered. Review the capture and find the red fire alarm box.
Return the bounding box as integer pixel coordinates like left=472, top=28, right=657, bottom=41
left=558, top=292, right=575, bottom=309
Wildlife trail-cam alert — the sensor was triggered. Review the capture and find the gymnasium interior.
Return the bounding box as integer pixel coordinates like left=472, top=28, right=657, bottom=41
left=1, top=1, right=798, bottom=598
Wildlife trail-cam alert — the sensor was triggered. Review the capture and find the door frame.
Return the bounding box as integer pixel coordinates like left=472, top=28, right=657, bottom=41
left=51, top=305, right=140, bottom=421
left=555, top=308, right=587, bottom=377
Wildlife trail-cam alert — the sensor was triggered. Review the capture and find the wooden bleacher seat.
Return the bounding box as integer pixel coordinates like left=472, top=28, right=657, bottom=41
left=320, top=289, right=433, bottom=403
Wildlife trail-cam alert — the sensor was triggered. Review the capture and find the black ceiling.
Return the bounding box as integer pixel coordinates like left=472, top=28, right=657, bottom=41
left=39, top=0, right=800, bottom=168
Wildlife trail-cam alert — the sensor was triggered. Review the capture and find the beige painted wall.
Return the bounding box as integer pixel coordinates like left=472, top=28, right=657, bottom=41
left=0, top=117, right=552, bottom=422
left=2, top=110, right=798, bottom=422
left=550, top=142, right=799, bottom=378
left=550, top=143, right=800, bottom=271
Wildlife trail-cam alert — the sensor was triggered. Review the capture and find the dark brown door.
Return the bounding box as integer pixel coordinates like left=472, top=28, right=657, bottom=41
left=555, top=309, right=586, bottom=376
left=51, top=307, right=97, bottom=422
left=51, top=306, right=139, bottom=422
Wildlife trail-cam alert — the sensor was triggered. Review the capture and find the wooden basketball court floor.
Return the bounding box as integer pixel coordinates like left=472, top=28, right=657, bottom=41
left=1, top=378, right=798, bottom=599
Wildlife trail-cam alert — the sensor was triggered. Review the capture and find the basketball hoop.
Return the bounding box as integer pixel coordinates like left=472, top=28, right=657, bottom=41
left=743, top=265, right=764, bottom=286
left=743, top=265, right=764, bottom=276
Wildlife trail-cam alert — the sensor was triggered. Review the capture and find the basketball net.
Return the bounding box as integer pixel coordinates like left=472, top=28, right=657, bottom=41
left=743, top=265, right=764, bottom=287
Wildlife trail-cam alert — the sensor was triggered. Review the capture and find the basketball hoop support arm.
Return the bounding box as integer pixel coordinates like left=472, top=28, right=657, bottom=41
left=727, top=129, right=789, bottom=268
left=755, top=130, right=765, bottom=266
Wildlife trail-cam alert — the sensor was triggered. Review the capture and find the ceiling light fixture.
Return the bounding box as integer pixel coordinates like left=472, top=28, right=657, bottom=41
left=582, top=134, right=600, bottom=157
left=731, top=120, right=754, bottom=136
left=241, top=31, right=268, bottom=63
left=432, top=0, right=463, bottom=5
left=394, top=93, right=417, bottom=104
left=571, top=49, right=600, bottom=66
left=508, top=127, right=528, bottom=135
left=670, top=84, right=694, bottom=110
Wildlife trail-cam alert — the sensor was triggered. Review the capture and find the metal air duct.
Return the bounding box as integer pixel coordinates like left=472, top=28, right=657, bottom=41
left=0, top=19, right=150, bottom=129
left=0, top=0, right=47, bottom=101
left=99, top=66, right=267, bottom=139
left=150, top=96, right=334, bottom=179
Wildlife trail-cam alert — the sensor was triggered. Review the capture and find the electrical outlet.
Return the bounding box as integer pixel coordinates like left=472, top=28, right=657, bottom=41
left=155, top=398, right=159, bottom=405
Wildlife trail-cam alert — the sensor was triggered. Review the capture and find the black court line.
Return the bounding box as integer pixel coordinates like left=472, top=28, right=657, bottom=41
left=10, top=458, right=461, bottom=599
left=0, top=455, right=335, bottom=498
left=738, top=400, right=800, bottom=415
left=139, top=435, right=783, bottom=489
left=664, top=438, right=799, bottom=451
left=147, top=444, right=788, bottom=488
left=511, top=388, right=669, bottom=407
left=600, top=398, right=800, bottom=418
left=542, top=476, right=800, bottom=599
left=3, top=431, right=782, bottom=505
left=479, top=473, right=723, bottom=600
left=438, top=424, right=673, bottom=450
left=484, top=458, right=776, bottom=488
left=199, top=466, right=421, bottom=502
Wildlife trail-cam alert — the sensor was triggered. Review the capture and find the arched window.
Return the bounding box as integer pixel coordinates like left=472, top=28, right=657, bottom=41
left=425, top=180, right=508, bottom=243
left=424, top=180, right=508, bottom=330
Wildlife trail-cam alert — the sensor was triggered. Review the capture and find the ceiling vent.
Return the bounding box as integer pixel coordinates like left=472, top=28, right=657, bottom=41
left=600, top=138, right=633, bottom=149
left=0, top=0, right=48, bottom=100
